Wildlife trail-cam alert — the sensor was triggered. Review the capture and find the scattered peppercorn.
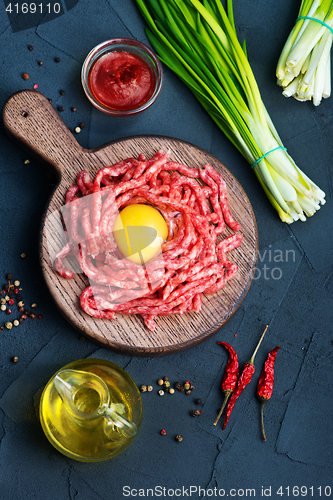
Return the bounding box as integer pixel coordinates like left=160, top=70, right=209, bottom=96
left=14, top=289, right=19, bottom=295
left=19, top=318, right=24, bottom=324
left=174, top=382, right=181, bottom=389
left=160, top=429, right=166, bottom=436
left=38, top=61, right=44, bottom=66
left=140, top=385, right=147, bottom=392
left=191, top=410, right=198, bottom=417
left=0, top=298, right=5, bottom=305
left=195, top=398, right=202, bottom=405
left=20, top=253, right=26, bottom=258
left=169, top=388, right=175, bottom=394
left=79, top=122, right=85, bottom=129
left=13, top=320, right=19, bottom=327
left=6, top=273, right=13, bottom=280
left=147, top=385, right=153, bottom=392
left=23, top=159, right=30, bottom=164
left=8, top=299, right=14, bottom=306
left=22, top=73, right=29, bottom=80
left=33, top=84, right=39, bottom=89
left=71, top=107, right=77, bottom=112
left=163, top=381, right=170, bottom=389
left=1, top=305, right=6, bottom=311
left=17, top=301, right=24, bottom=308
left=5, top=322, right=12, bottom=330
left=58, top=105, right=64, bottom=112
left=190, top=385, right=195, bottom=390
left=29, top=313, right=37, bottom=319
left=31, top=303, right=37, bottom=308
left=59, top=89, right=65, bottom=95
left=21, top=314, right=27, bottom=320
left=0, top=326, right=3, bottom=332
left=6, top=309, right=12, bottom=315
left=185, top=390, right=192, bottom=395
left=175, top=435, right=183, bottom=442
left=12, top=356, right=18, bottom=362
left=54, top=57, right=61, bottom=62
left=74, top=127, right=81, bottom=134
left=178, top=386, right=185, bottom=392
left=28, top=45, right=34, bottom=50
left=37, top=314, right=43, bottom=320
left=184, top=381, right=191, bottom=390
left=157, top=379, right=164, bottom=386
left=5, top=296, right=9, bottom=302
left=163, top=376, right=169, bottom=381
left=8, top=290, right=14, bottom=298
left=16, top=294, right=23, bottom=301
left=48, top=98, right=52, bottom=103
left=158, top=390, right=164, bottom=396
left=24, top=310, right=30, bottom=315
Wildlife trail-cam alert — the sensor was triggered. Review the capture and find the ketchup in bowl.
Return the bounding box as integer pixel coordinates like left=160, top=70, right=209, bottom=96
left=82, top=39, right=163, bottom=116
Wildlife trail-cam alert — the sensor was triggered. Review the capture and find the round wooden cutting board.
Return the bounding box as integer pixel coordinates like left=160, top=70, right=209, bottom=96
left=3, top=90, right=258, bottom=356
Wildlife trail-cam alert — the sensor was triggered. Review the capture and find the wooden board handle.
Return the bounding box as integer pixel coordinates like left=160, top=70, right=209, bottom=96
left=2, top=90, right=85, bottom=176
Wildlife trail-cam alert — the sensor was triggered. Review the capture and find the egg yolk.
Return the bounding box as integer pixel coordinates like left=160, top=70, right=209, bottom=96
left=113, top=204, right=168, bottom=264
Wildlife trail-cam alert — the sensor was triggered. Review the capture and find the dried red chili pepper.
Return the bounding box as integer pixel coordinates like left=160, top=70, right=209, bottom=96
left=213, top=342, right=239, bottom=426
left=223, top=325, right=268, bottom=430
left=257, top=345, right=280, bottom=441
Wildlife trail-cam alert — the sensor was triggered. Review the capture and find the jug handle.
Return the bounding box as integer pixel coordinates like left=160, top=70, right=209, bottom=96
left=99, top=404, right=137, bottom=438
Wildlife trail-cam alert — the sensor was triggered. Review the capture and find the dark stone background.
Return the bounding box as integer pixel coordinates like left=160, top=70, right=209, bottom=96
left=0, top=1, right=332, bottom=498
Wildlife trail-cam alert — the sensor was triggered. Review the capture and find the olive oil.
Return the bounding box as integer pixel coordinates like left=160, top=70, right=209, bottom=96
left=39, top=359, right=142, bottom=462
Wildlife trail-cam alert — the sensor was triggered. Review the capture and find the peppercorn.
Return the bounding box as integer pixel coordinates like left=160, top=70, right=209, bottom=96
left=31, top=303, right=37, bottom=308
left=38, top=61, right=44, bottom=66
left=8, top=299, right=14, bottom=306
left=190, top=410, right=198, bottom=417
left=178, top=386, right=184, bottom=392
left=5, top=296, right=9, bottom=302
left=0, top=298, right=5, bottom=305
left=5, top=322, right=12, bottom=330
left=190, top=385, right=195, bottom=390
left=8, top=290, right=14, bottom=298
left=71, top=107, right=77, bottom=112
left=147, top=385, right=153, bottom=392
left=169, top=388, right=175, bottom=394
left=3, top=284, right=9, bottom=291
left=174, top=382, right=181, bottom=389
left=54, top=57, right=61, bottom=62
left=29, top=313, right=37, bottom=319
left=1, top=304, right=6, bottom=311
left=74, top=127, right=81, bottom=134
left=22, top=73, right=29, bottom=80
left=160, top=429, right=166, bottom=436
left=16, top=294, right=23, bottom=301
left=20, top=253, right=26, bottom=258
left=58, top=106, right=64, bottom=112
left=37, top=314, right=43, bottom=320
left=20, top=314, right=27, bottom=320
left=13, top=320, right=19, bottom=327
left=157, top=379, right=164, bottom=386
left=79, top=122, right=85, bottom=129
left=158, top=390, right=164, bottom=396
left=6, top=273, right=13, bottom=280
left=19, top=318, right=24, bottom=324
left=13, top=280, right=20, bottom=287
left=175, top=435, right=183, bottom=442
left=17, top=301, right=25, bottom=308
left=184, top=381, right=191, bottom=390
left=14, top=289, right=19, bottom=295
left=28, top=45, right=34, bottom=50
left=195, top=398, right=202, bottom=405
left=59, top=89, right=65, bottom=95
left=185, top=390, right=192, bottom=395
left=140, top=385, right=147, bottom=392
left=12, top=356, right=18, bottom=362
left=6, top=309, right=12, bottom=315
left=163, top=381, right=170, bottom=389
left=0, top=326, right=3, bottom=332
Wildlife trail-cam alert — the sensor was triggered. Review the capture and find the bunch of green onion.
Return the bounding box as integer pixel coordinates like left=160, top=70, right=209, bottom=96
left=276, top=0, right=333, bottom=106
left=134, top=0, right=326, bottom=223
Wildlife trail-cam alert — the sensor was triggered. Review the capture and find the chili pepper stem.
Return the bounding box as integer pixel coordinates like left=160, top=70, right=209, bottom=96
left=249, top=325, right=269, bottom=365
left=260, top=400, right=267, bottom=441
left=213, top=390, right=232, bottom=426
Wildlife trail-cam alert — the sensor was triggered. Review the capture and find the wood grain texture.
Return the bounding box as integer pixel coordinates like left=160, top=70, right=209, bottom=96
left=2, top=90, right=258, bottom=356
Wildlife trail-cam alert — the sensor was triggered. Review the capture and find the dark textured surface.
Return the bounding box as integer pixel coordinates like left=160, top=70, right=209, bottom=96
left=0, top=1, right=332, bottom=499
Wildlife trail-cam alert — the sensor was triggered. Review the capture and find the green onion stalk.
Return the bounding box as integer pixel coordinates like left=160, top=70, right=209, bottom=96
left=276, top=0, right=333, bottom=106
left=134, top=0, right=326, bottom=223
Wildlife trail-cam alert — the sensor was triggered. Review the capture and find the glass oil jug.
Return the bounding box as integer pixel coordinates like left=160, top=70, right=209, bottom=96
left=39, top=359, right=142, bottom=462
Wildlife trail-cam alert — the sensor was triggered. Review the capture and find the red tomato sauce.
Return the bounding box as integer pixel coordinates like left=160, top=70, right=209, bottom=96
left=88, top=51, right=156, bottom=111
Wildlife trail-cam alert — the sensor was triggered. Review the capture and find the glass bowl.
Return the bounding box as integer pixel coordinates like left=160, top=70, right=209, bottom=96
left=81, top=38, right=163, bottom=116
